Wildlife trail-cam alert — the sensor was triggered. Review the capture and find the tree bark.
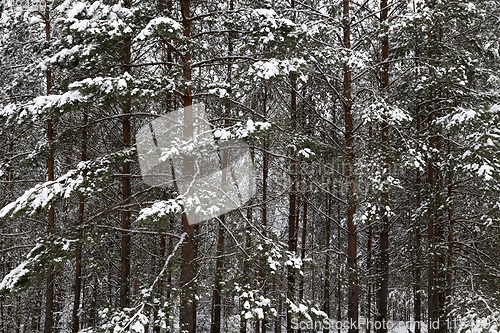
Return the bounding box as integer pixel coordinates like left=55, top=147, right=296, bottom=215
left=376, top=0, right=389, bottom=332
left=323, top=190, right=331, bottom=333
left=260, top=84, right=269, bottom=333
left=343, top=0, right=358, bottom=331
left=119, top=0, right=132, bottom=308
left=287, top=70, right=298, bottom=333
left=72, top=110, right=87, bottom=333
left=287, top=1, right=298, bottom=331
left=179, top=1, right=197, bottom=332
left=414, top=109, right=422, bottom=333
left=446, top=138, right=453, bottom=300
left=337, top=179, right=342, bottom=333
left=44, top=3, right=55, bottom=331
left=211, top=214, right=224, bottom=333
left=299, top=185, right=307, bottom=302
left=366, top=224, right=372, bottom=333
left=211, top=4, right=235, bottom=329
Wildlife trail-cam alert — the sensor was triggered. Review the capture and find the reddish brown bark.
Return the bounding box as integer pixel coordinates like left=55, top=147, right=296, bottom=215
left=446, top=139, right=454, bottom=300
left=427, top=105, right=446, bottom=333
left=376, top=0, right=389, bottom=332
left=259, top=85, right=269, bottom=333
left=119, top=2, right=132, bottom=307
left=414, top=110, right=422, bottom=333
left=211, top=213, right=225, bottom=333
left=72, top=110, right=87, bottom=333
left=367, top=224, right=373, bottom=333
left=211, top=3, right=235, bottom=328
left=44, top=4, right=55, bottom=332
left=323, top=191, right=331, bottom=333
left=299, top=186, right=307, bottom=302
left=287, top=71, right=298, bottom=333
left=426, top=17, right=447, bottom=326
left=179, top=1, right=197, bottom=332
left=343, top=0, right=358, bottom=331
left=287, top=1, right=298, bottom=331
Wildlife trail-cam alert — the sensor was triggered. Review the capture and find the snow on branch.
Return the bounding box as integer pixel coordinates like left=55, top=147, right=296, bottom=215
left=148, top=232, right=187, bottom=293
left=0, top=149, right=134, bottom=219
left=213, top=119, right=271, bottom=140
left=0, top=238, right=76, bottom=294
left=135, top=17, right=182, bottom=41
left=0, top=90, right=83, bottom=124
left=68, top=73, right=177, bottom=103
left=361, top=101, right=412, bottom=126
left=249, top=58, right=307, bottom=80
left=136, top=199, right=184, bottom=222
left=94, top=233, right=186, bottom=333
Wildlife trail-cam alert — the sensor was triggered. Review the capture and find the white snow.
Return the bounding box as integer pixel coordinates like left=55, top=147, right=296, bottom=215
left=135, top=17, right=182, bottom=41
left=67, top=2, right=86, bottom=18
left=137, top=199, right=183, bottom=221
left=214, top=128, right=232, bottom=140
left=478, top=164, right=494, bottom=181
left=0, top=260, right=29, bottom=292
left=298, top=148, right=315, bottom=159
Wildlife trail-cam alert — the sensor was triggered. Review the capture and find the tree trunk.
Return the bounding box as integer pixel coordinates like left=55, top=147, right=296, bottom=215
left=287, top=71, right=298, bottom=333
left=119, top=0, right=132, bottom=307
left=299, top=185, right=308, bottom=302
left=337, top=180, right=342, bottom=333
left=260, top=84, right=269, bottom=333
left=211, top=5, right=233, bottom=329
left=366, top=224, right=372, bottom=333
left=44, top=3, right=55, bottom=331
left=343, top=0, right=358, bottom=331
left=435, top=132, right=445, bottom=333
left=287, top=1, right=298, bottom=331
left=323, top=190, right=331, bottom=333
left=414, top=109, right=422, bottom=333
left=376, top=0, right=389, bottom=332
left=427, top=109, right=446, bottom=333
left=179, top=1, right=197, bottom=331
left=427, top=144, right=435, bottom=331
left=446, top=139, right=453, bottom=300
left=73, top=109, right=87, bottom=333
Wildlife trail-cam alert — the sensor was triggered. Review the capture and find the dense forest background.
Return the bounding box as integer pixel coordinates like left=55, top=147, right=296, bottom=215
left=0, top=0, right=500, bottom=332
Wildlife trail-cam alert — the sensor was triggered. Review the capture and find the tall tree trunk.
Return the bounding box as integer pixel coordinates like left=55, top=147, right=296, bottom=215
left=44, top=3, right=55, bottom=331
left=276, top=291, right=283, bottom=333
left=179, top=99, right=197, bottom=333
left=427, top=132, right=435, bottom=331
left=211, top=13, right=233, bottom=328
left=259, top=84, right=269, bottom=333
left=241, top=199, right=253, bottom=333
left=343, top=0, right=358, bottom=331
left=427, top=107, right=446, bottom=333
left=435, top=132, right=445, bottom=333
left=426, top=25, right=446, bottom=330
left=446, top=138, right=453, bottom=301
left=366, top=224, right=372, bottom=333
left=414, top=109, right=422, bottom=333
left=376, top=0, right=390, bottom=332
left=299, top=185, right=307, bottom=302
left=157, top=2, right=174, bottom=328
left=179, top=1, right=197, bottom=332
left=120, top=0, right=132, bottom=309
left=287, top=70, right=298, bottom=333
left=425, top=13, right=447, bottom=331
left=337, top=152, right=342, bottom=333
left=287, top=1, right=298, bottom=332
left=323, top=190, right=331, bottom=333
left=72, top=110, right=87, bottom=333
